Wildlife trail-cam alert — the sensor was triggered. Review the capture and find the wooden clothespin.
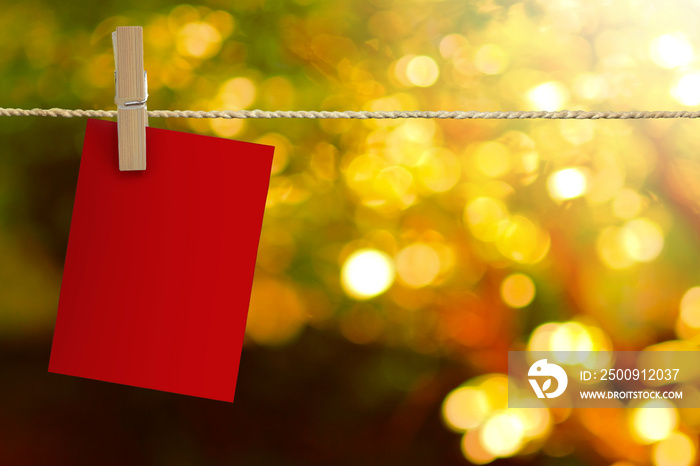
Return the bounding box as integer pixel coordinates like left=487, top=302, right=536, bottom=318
left=113, top=26, right=148, bottom=171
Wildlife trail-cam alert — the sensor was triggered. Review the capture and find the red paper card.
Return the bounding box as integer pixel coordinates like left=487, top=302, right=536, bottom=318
left=49, top=119, right=273, bottom=402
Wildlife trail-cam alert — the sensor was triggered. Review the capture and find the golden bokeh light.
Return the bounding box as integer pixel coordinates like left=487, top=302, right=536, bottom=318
left=474, top=44, right=509, bottom=75
left=597, top=226, right=635, bottom=269
left=461, top=428, right=496, bottom=465
left=205, top=10, right=235, bottom=39
left=396, top=243, right=441, bottom=288
left=442, top=386, right=491, bottom=431
left=405, top=55, right=440, bottom=87
left=512, top=403, right=551, bottom=439
left=259, top=76, right=296, bottom=111
left=550, top=322, right=592, bottom=351
left=474, top=141, right=511, bottom=178
left=392, top=55, right=416, bottom=87
left=613, top=189, right=643, bottom=219
left=344, top=155, right=386, bottom=196
left=167, top=4, right=199, bottom=32
left=649, top=33, right=693, bottom=69
left=216, top=77, right=257, bottom=109
left=374, top=165, right=415, bottom=207
left=160, top=57, right=194, bottom=89
left=246, top=278, right=307, bottom=346
left=464, top=197, right=509, bottom=242
left=573, top=73, right=609, bottom=101
left=343, top=155, right=418, bottom=210
left=443, top=374, right=552, bottom=463
left=597, top=216, right=664, bottom=269
left=255, top=133, right=291, bottom=175
left=341, top=249, right=395, bottom=299
left=652, top=431, right=696, bottom=466
left=528, top=321, right=613, bottom=368
left=672, top=72, right=700, bottom=106
left=547, top=167, right=587, bottom=202
left=585, top=163, right=625, bottom=206
left=177, top=22, right=222, bottom=59
left=679, top=287, right=700, bottom=328
left=495, top=215, right=550, bottom=264
left=415, top=147, right=461, bottom=192
left=397, top=119, right=437, bottom=145
left=630, top=399, right=679, bottom=444
left=528, top=323, right=558, bottom=351
left=479, top=410, right=526, bottom=457
left=209, top=118, right=245, bottom=138
left=500, top=273, right=536, bottom=308
left=558, top=120, right=594, bottom=145
left=527, top=81, right=569, bottom=111
left=479, top=375, right=509, bottom=412
left=620, top=218, right=664, bottom=263
left=439, top=33, right=468, bottom=59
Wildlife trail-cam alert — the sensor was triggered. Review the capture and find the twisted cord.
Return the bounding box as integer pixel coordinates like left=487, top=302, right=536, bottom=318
left=2, top=107, right=700, bottom=119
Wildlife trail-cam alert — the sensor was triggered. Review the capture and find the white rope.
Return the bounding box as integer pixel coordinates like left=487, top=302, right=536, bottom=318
left=2, top=107, right=700, bottom=119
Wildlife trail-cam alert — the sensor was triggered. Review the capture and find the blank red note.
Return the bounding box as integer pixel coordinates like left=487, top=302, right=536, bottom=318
left=49, top=119, right=273, bottom=402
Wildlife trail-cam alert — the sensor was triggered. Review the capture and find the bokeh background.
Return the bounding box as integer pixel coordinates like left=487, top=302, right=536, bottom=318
left=3, top=0, right=700, bottom=464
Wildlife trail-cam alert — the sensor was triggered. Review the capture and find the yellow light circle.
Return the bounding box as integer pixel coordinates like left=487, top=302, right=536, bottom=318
left=620, top=218, right=664, bottom=263
left=464, top=197, right=509, bottom=242
left=374, top=165, right=414, bottom=201
left=630, top=399, right=678, bottom=444
left=461, top=428, right=496, bottom=465
left=406, top=55, right=440, bottom=87
left=596, top=226, right=635, bottom=269
left=341, top=249, right=395, bottom=299
left=672, top=72, right=700, bottom=106
left=479, top=375, right=510, bottom=412
left=511, top=403, right=551, bottom=439
left=613, top=189, right=643, bottom=219
left=474, top=141, right=511, bottom=178
left=256, top=133, right=291, bottom=175
left=680, top=287, right=700, bottom=328
left=551, top=322, right=593, bottom=352
left=479, top=411, right=526, bottom=457
left=559, top=119, right=594, bottom=145
left=547, top=168, right=587, bottom=201
left=209, top=119, right=245, bottom=138
left=573, top=72, right=609, bottom=101
left=650, top=33, right=693, bottom=69
left=246, top=278, right=306, bottom=345
left=528, top=323, right=559, bottom=352
left=500, top=273, right=536, bottom=308
left=527, top=321, right=612, bottom=368
left=177, top=22, right=222, bottom=58
left=495, top=215, right=547, bottom=264
left=206, top=10, right=235, bottom=39
left=474, top=44, right=509, bottom=75
left=415, top=147, right=461, bottom=193
left=527, top=81, right=569, bottom=111
left=442, top=386, right=491, bottom=431
left=399, top=119, right=437, bottom=143
left=439, top=33, right=468, bottom=59
left=652, top=431, right=696, bottom=466
left=217, top=77, right=257, bottom=109
left=396, top=243, right=441, bottom=288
